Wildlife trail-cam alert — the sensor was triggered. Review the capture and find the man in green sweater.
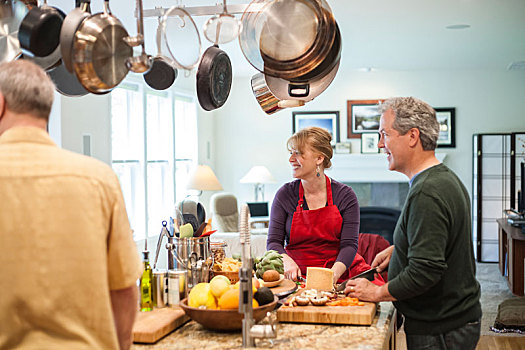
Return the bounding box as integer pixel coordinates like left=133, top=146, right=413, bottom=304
left=344, top=97, right=481, bottom=349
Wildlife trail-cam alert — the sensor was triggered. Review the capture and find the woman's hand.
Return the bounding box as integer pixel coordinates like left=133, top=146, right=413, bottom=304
left=370, top=245, right=394, bottom=273
left=331, top=261, right=347, bottom=284
left=282, top=254, right=301, bottom=281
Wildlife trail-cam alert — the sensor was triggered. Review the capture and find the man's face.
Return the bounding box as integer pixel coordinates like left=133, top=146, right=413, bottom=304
left=378, top=109, right=411, bottom=173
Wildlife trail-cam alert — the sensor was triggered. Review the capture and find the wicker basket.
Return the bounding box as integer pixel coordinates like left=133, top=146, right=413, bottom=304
left=212, top=270, right=240, bottom=284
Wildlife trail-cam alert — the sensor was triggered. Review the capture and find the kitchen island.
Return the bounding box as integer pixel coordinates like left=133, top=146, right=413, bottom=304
left=133, top=302, right=397, bottom=350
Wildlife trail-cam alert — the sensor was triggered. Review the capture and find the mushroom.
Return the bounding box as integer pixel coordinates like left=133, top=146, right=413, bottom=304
left=295, top=296, right=310, bottom=306
left=309, top=296, right=329, bottom=306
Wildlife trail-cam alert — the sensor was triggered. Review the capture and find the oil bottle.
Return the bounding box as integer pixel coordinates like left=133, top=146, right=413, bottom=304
left=140, top=240, right=153, bottom=311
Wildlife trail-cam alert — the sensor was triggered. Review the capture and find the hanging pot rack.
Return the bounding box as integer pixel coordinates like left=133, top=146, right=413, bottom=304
left=141, top=3, right=262, bottom=18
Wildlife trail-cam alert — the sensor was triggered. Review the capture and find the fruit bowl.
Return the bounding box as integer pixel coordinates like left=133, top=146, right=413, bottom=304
left=179, top=296, right=278, bottom=331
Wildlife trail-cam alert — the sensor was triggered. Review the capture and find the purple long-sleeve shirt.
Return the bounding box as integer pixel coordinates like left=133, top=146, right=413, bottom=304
left=266, top=178, right=359, bottom=268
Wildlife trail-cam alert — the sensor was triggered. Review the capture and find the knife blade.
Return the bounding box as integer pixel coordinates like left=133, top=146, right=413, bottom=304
left=336, top=267, right=378, bottom=292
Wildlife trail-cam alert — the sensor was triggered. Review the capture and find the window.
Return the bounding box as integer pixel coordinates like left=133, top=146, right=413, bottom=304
left=111, top=81, right=198, bottom=240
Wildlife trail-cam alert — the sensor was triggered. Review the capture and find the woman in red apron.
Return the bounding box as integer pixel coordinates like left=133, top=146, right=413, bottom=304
left=267, top=127, right=384, bottom=286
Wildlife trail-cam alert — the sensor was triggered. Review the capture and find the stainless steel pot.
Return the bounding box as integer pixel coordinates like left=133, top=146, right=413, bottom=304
left=240, top=0, right=336, bottom=80
left=167, top=236, right=212, bottom=289
left=73, top=0, right=132, bottom=94
left=251, top=72, right=304, bottom=115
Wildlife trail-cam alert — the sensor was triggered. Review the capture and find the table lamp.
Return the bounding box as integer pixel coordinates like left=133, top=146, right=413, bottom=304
left=186, top=164, right=223, bottom=195
left=240, top=165, right=276, bottom=202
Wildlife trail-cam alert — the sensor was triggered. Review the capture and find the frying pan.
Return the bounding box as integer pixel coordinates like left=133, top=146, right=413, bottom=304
left=0, top=0, right=29, bottom=63
left=47, top=60, right=88, bottom=97
left=18, top=0, right=64, bottom=57
left=196, top=45, right=232, bottom=111
left=60, top=0, right=91, bottom=73
left=73, top=0, right=132, bottom=94
left=143, top=18, right=178, bottom=90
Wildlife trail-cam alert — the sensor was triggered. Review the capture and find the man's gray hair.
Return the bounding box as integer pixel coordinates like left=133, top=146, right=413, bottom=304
left=0, top=60, right=55, bottom=120
left=379, top=97, right=440, bottom=151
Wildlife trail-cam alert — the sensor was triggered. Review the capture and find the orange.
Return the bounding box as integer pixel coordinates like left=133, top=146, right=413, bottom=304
left=218, top=289, right=259, bottom=309
left=218, top=289, right=239, bottom=309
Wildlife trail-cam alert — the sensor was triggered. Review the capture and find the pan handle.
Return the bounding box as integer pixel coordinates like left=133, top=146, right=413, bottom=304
left=288, top=83, right=310, bottom=98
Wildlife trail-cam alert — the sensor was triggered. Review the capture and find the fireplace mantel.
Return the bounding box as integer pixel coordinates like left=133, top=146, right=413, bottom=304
left=326, top=153, right=447, bottom=183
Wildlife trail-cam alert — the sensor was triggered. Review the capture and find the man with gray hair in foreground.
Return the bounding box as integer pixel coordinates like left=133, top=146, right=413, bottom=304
left=344, top=97, right=481, bottom=350
left=0, top=60, right=142, bottom=349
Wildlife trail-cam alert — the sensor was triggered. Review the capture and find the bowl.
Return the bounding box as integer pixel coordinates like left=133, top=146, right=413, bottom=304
left=263, top=274, right=284, bottom=288
left=179, top=295, right=278, bottom=331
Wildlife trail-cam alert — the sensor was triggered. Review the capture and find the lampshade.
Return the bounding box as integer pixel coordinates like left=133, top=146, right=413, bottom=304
left=186, top=165, right=223, bottom=191
left=240, top=166, right=276, bottom=184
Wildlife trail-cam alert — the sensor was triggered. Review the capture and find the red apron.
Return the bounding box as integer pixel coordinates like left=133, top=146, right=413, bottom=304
left=285, top=175, right=385, bottom=285
left=285, top=175, right=349, bottom=282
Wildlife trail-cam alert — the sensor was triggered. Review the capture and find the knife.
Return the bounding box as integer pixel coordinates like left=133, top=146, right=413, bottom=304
left=336, top=267, right=377, bottom=292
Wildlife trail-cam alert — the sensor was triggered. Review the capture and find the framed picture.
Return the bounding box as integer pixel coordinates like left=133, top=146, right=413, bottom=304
left=435, top=107, right=456, bottom=148
left=347, top=99, right=385, bottom=138
left=361, top=133, right=379, bottom=154
left=292, top=111, right=340, bottom=146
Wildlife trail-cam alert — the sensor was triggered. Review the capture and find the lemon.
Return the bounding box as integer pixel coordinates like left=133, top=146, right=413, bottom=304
left=210, top=276, right=231, bottom=298
left=188, top=283, right=210, bottom=308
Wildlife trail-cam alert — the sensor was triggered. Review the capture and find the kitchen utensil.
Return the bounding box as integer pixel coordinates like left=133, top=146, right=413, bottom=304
left=264, top=49, right=340, bottom=101
left=178, top=199, right=205, bottom=232
left=203, top=0, right=241, bottom=45
left=199, top=229, right=216, bottom=238
left=193, top=222, right=207, bottom=237
left=239, top=0, right=336, bottom=80
left=132, top=307, right=189, bottom=344
left=47, top=59, right=88, bottom=96
left=250, top=72, right=304, bottom=115
left=143, top=17, right=177, bottom=90
left=18, top=0, right=64, bottom=57
left=179, top=296, right=278, bottom=331
left=73, top=0, right=132, bottom=94
left=196, top=45, right=232, bottom=111
left=21, top=43, right=62, bottom=71
left=336, top=267, right=378, bottom=292
left=0, top=0, right=29, bottom=63
left=124, top=0, right=151, bottom=74
left=277, top=291, right=376, bottom=325
left=161, top=6, right=201, bottom=71
left=271, top=279, right=298, bottom=299
left=166, top=236, right=212, bottom=289
left=60, top=0, right=91, bottom=73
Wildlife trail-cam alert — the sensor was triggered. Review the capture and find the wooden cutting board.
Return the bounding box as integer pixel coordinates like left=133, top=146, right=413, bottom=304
left=132, top=307, right=189, bottom=344
left=277, top=294, right=376, bottom=325
left=270, top=278, right=297, bottom=297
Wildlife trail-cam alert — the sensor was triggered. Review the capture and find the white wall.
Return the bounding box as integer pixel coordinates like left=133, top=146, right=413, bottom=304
left=212, top=68, right=525, bottom=207
left=56, top=66, right=525, bottom=215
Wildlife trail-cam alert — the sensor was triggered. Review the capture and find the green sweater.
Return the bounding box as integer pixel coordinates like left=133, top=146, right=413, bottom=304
left=388, top=164, right=481, bottom=335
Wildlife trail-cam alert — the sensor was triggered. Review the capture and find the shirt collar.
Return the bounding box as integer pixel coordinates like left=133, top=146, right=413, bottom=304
left=0, top=126, right=56, bottom=147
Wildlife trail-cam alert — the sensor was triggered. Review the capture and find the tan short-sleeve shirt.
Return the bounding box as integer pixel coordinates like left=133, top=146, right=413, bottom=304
left=0, top=127, right=142, bottom=349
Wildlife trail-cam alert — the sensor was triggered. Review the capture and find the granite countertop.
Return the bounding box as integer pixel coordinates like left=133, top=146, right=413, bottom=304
left=133, top=302, right=396, bottom=350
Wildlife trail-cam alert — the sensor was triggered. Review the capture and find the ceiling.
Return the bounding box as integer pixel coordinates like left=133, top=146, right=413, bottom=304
left=53, top=0, right=525, bottom=77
